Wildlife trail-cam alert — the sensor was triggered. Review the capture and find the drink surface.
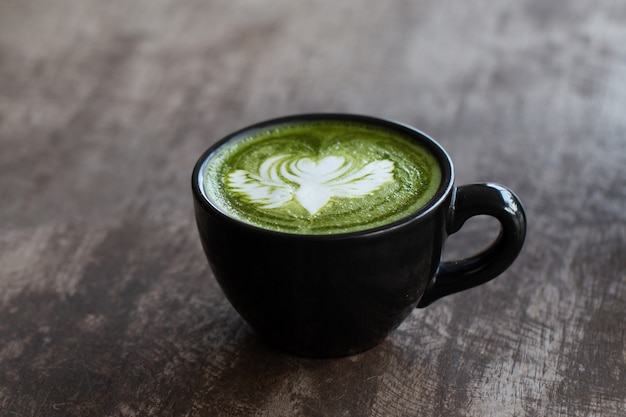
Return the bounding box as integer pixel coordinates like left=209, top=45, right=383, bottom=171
left=202, top=120, right=442, bottom=234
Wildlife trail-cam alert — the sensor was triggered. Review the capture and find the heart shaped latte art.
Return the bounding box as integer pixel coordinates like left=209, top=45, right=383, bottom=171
left=227, top=155, right=395, bottom=215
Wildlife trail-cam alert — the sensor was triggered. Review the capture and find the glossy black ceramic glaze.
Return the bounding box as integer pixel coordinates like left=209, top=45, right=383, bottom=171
left=192, top=114, right=526, bottom=357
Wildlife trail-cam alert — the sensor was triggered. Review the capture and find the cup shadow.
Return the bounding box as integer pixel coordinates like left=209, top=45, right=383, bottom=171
left=180, top=318, right=391, bottom=415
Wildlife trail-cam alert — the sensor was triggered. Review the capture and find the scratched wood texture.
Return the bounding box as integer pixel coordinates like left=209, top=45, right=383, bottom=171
left=1, top=1, right=625, bottom=416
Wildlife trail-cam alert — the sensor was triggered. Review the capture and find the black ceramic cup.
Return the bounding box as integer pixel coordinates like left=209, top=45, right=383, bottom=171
left=192, top=114, right=526, bottom=357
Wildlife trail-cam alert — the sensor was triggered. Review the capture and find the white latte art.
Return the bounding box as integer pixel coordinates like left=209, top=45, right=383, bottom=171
left=227, top=155, right=395, bottom=215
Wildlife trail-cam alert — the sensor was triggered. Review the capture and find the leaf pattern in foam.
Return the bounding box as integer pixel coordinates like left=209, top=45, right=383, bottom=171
left=227, top=155, right=395, bottom=215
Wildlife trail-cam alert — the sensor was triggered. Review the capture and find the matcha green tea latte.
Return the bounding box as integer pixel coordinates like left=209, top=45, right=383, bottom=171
left=201, top=120, right=442, bottom=234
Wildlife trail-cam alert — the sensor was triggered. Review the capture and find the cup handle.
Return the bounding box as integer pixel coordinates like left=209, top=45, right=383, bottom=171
left=417, top=183, right=527, bottom=307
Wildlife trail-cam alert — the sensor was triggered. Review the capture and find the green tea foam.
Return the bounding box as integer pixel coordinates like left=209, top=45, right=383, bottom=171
left=202, top=120, right=442, bottom=234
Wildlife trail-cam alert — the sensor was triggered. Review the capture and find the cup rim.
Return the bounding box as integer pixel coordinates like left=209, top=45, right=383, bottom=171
left=191, top=113, right=454, bottom=240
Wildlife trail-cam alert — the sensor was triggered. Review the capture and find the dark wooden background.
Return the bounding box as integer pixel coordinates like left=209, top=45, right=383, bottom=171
left=1, top=1, right=625, bottom=416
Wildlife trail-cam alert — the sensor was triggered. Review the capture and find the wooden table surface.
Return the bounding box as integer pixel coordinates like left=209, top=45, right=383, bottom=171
left=1, top=1, right=625, bottom=416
